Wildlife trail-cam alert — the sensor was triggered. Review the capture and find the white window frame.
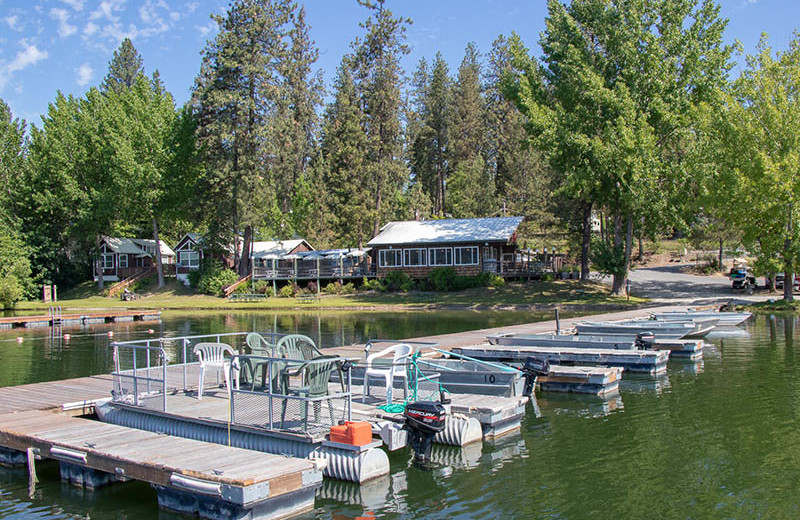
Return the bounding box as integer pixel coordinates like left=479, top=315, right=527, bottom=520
left=403, top=248, right=426, bottom=267
left=428, top=247, right=453, bottom=266
left=102, top=253, right=115, bottom=270
left=379, top=249, right=403, bottom=268
left=454, top=246, right=479, bottom=266
left=180, top=251, right=200, bottom=268
left=119, top=254, right=128, bottom=268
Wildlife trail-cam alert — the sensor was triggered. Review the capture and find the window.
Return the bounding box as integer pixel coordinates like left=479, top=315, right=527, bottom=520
left=428, top=247, right=452, bottom=266
left=404, top=248, right=426, bottom=267
left=119, top=254, right=128, bottom=268
left=102, top=253, right=115, bottom=269
left=379, top=249, right=403, bottom=268
left=180, top=251, right=200, bottom=268
left=455, top=246, right=479, bottom=266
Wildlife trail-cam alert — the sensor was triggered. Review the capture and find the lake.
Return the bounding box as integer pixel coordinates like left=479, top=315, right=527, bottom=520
left=0, top=310, right=795, bottom=519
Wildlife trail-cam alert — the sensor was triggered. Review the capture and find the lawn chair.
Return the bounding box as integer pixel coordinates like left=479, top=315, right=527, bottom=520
left=240, top=333, right=276, bottom=390
left=280, top=355, right=340, bottom=431
left=276, top=334, right=322, bottom=360
left=362, top=343, right=414, bottom=404
left=193, top=342, right=239, bottom=399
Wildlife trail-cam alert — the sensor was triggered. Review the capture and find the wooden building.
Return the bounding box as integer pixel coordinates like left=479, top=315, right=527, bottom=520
left=95, top=237, right=175, bottom=282
left=367, top=217, right=525, bottom=279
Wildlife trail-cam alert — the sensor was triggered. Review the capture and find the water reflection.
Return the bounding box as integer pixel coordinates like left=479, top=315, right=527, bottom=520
left=620, top=373, right=671, bottom=395
left=536, top=392, right=624, bottom=418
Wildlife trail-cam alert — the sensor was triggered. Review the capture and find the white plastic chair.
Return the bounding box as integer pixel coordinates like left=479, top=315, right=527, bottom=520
left=362, top=343, right=414, bottom=404
left=193, top=342, right=240, bottom=399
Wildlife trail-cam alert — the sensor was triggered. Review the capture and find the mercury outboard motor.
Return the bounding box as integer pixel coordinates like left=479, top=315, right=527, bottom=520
left=403, top=401, right=447, bottom=463
left=635, top=331, right=655, bottom=350
left=519, top=356, right=550, bottom=395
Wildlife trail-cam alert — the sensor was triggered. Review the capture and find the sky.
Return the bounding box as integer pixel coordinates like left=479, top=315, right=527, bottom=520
left=1, top=0, right=799, bottom=127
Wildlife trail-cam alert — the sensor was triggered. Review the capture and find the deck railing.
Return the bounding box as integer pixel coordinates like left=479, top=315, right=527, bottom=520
left=252, top=264, right=376, bottom=280
left=110, top=332, right=352, bottom=435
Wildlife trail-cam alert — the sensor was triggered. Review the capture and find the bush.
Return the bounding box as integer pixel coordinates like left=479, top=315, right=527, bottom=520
left=323, top=281, right=342, bottom=294
left=429, top=267, right=458, bottom=291
left=383, top=270, right=414, bottom=292
left=306, top=281, right=318, bottom=294
left=279, top=283, right=295, bottom=298
left=0, top=276, right=23, bottom=309
left=361, top=277, right=384, bottom=292
left=193, top=260, right=239, bottom=296
left=253, top=280, right=274, bottom=296
left=488, top=274, right=505, bottom=287
left=341, top=282, right=356, bottom=294
left=542, top=273, right=555, bottom=282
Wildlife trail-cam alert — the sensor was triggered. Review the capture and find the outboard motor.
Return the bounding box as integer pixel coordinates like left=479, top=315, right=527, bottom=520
left=635, top=331, right=655, bottom=350
left=520, top=356, right=550, bottom=396
left=403, top=401, right=447, bottom=464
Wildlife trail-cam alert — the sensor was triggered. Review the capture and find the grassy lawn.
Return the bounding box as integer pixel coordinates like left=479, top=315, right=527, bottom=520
left=15, top=279, right=644, bottom=312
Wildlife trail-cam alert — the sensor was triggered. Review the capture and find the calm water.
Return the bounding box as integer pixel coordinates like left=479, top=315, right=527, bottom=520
left=0, top=311, right=797, bottom=519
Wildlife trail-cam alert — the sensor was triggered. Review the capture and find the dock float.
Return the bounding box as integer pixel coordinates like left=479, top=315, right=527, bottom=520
left=0, top=410, right=323, bottom=520
left=0, top=310, right=162, bottom=329
left=537, top=366, right=623, bottom=396
left=453, top=345, right=670, bottom=375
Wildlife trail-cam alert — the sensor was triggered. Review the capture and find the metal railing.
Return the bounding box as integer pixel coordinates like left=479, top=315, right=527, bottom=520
left=252, top=264, right=376, bottom=280
left=109, top=332, right=352, bottom=435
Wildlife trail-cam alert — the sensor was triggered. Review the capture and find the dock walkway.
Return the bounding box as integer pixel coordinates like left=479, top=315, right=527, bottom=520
left=0, top=310, right=162, bottom=329
left=0, top=409, right=322, bottom=520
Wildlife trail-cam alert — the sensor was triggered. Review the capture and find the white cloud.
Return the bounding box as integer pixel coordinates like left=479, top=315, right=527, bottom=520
left=197, top=21, right=216, bottom=37
left=185, top=2, right=199, bottom=13
left=76, top=63, right=94, bottom=86
left=60, top=0, right=86, bottom=10
left=4, top=15, right=22, bottom=32
left=84, top=21, right=98, bottom=37
left=0, top=42, right=49, bottom=92
left=7, top=43, right=48, bottom=74
left=50, top=8, right=78, bottom=38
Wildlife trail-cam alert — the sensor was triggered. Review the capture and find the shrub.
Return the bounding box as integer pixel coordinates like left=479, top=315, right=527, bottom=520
left=383, top=270, right=414, bottom=292
left=193, top=260, right=239, bottom=296
left=361, top=277, right=384, bottom=292
left=279, top=284, right=295, bottom=298
left=429, top=267, right=458, bottom=291
left=488, top=274, right=505, bottom=287
left=323, top=281, right=342, bottom=294
left=306, top=281, right=318, bottom=294
left=341, top=282, right=356, bottom=294
left=0, top=276, right=23, bottom=309
left=542, top=273, right=555, bottom=282
left=253, top=280, right=273, bottom=296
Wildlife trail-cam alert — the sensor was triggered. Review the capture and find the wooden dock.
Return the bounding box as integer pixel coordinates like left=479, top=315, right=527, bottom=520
left=538, top=366, right=623, bottom=396
left=0, top=310, right=162, bottom=329
left=0, top=409, right=322, bottom=520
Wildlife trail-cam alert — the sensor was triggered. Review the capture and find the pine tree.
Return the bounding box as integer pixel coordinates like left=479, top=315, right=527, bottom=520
left=101, top=38, right=144, bottom=93
left=193, top=0, right=294, bottom=275
left=320, top=60, right=372, bottom=247
left=351, top=0, right=411, bottom=237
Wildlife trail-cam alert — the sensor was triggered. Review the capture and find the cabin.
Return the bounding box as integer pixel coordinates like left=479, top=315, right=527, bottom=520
left=95, top=237, right=176, bottom=282
left=367, top=216, right=527, bottom=279
left=251, top=239, right=314, bottom=278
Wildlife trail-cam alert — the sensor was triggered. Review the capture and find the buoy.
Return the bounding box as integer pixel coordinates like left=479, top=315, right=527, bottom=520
left=147, top=329, right=154, bottom=334
left=16, top=337, right=23, bottom=344
left=107, top=331, right=114, bottom=338
left=63, top=334, right=70, bottom=340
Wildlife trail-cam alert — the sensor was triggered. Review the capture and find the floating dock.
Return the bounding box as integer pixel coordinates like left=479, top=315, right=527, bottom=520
left=452, top=344, right=670, bottom=375
left=0, top=310, right=162, bottom=329
left=0, top=410, right=322, bottom=520
left=537, top=365, right=623, bottom=396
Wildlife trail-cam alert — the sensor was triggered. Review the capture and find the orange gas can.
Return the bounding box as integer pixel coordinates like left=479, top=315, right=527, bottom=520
left=329, top=421, right=373, bottom=446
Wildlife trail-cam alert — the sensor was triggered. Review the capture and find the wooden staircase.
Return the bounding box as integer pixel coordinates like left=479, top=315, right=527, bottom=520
left=108, top=268, right=155, bottom=298
left=222, top=274, right=251, bottom=298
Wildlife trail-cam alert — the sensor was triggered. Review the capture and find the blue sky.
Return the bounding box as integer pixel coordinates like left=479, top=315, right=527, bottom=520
left=1, top=0, right=799, bottom=126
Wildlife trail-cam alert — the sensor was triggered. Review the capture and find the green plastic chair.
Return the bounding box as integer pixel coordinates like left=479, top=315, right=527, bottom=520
left=280, top=355, right=339, bottom=431
left=241, top=333, right=276, bottom=390
left=276, top=334, right=322, bottom=360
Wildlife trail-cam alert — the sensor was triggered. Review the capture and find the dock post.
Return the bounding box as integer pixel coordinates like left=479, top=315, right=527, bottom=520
left=555, top=309, right=560, bottom=335
left=27, top=447, right=38, bottom=495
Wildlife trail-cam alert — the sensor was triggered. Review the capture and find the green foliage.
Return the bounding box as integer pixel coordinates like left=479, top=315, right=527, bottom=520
left=101, top=38, right=145, bottom=94
left=279, top=284, right=296, bottom=298
left=0, top=276, right=23, bottom=308
left=360, top=278, right=385, bottom=292
left=341, top=282, right=356, bottom=294
left=253, top=280, right=274, bottom=296
left=192, top=260, right=238, bottom=296
left=590, top=239, right=627, bottom=278
left=428, top=267, right=457, bottom=291
left=382, top=270, right=414, bottom=292
left=427, top=268, right=503, bottom=292
left=323, top=281, right=343, bottom=294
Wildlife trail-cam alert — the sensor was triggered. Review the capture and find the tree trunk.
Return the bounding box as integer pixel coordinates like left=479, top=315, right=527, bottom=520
left=784, top=204, right=794, bottom=301
left=239, top=225, right=252, bottom=278
left=152, top=217, right=165, bottom=288
left=611, top=215, right=625, bottom=295
left=96, top=236, right=104, bottom=290
left=580, top=200, right=592, bottom=281
left=718, top=237, right=723, bottom=273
